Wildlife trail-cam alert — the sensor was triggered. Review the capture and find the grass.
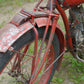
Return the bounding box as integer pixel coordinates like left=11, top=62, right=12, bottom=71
left=0, top=21, right=6, bottom=28
left=52, top=76, right=64, bottom=84
left=0, top=0, right=22, bottom=7
left=64, top=53, right=84, bottom=83
left=51, top=53, right=84, bottom=84
left=0, top=0, right=34, bottom=7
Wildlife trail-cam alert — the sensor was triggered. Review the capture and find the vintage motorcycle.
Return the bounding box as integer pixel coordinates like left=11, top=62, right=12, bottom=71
left=0, top=0, right=84, bottom=84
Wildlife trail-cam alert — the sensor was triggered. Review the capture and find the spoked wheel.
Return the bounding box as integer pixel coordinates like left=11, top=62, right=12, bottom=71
left=0, top=27, right=59, bottom=84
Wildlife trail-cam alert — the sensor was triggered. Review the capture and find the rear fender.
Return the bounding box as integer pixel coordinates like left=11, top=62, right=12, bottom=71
left=35, top=17, right=65, bottom=71
left=0, top=22, right=33, bottom=52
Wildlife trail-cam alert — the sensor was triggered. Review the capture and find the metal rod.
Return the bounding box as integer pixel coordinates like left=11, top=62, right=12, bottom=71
left=31, top=27, right=38, bottom=75
left=30, top=16, right=58, bottom=83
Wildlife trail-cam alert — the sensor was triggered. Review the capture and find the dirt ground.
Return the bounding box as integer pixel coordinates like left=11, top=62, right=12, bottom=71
left=0, top=2, right=34, bottom=25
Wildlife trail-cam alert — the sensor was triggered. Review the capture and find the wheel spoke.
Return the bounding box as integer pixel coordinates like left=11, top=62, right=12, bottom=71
left=21, top=57, right=32, bottom=65
left=21, top=44, right=29, bottom=60
left=34, top=51, right=65, bottom=83
left=6, top=66, right=10, bottom=71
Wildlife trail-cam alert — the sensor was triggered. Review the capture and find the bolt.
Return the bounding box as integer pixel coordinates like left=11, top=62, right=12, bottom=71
left=9, top=47, right=14, bottom=51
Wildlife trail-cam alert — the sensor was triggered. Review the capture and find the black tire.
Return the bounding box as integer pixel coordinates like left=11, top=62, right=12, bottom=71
left=0, top=27, right=60, bottom=84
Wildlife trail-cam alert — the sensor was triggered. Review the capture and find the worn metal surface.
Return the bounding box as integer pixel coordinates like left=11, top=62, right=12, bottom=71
left=63, top=0, right=84, bottom=8
left=10, top=13, right=28, bottom=26
left=56, top=1, right=73, bottom=49
left=0, top=22, right=33, bottom=52
left=35, top=17, right=52, bottom=27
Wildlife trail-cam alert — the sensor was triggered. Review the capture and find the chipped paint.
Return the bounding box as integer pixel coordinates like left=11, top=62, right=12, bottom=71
left=0, top=22, right=33, bottom=52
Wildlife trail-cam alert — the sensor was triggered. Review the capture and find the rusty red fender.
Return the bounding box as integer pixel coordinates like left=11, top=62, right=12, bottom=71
left=0, top=22, right=33, bottom=52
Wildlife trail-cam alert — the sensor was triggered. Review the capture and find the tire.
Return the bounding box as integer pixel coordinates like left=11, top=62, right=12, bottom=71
left=0, top=27, right=60, bottom=84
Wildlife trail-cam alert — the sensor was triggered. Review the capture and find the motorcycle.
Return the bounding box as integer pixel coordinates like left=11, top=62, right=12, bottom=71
left=0, top=0, right=84, bottom=84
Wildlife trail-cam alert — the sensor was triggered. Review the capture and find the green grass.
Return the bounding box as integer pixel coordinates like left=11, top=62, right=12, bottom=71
left=0, top=21, right=6, bottom=28
left=52, top=53, right=84, bottom=84
left=52, top=76, right=64, bottom=84
left=65, top=54, right=84, bottom=84
left=0, top=0, right=34, bottom=7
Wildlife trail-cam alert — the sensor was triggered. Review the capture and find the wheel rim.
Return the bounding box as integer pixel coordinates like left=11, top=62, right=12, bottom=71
left=0, top=39, right=55, bottom=84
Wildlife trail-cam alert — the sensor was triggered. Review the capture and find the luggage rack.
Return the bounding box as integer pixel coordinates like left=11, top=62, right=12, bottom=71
left=10, top=9, right=48, bottom=26
left=20, top=9, right=49, bottom=18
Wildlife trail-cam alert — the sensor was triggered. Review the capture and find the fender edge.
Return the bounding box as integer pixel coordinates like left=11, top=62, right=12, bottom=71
left=0, top=22, right=33, bottom=52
